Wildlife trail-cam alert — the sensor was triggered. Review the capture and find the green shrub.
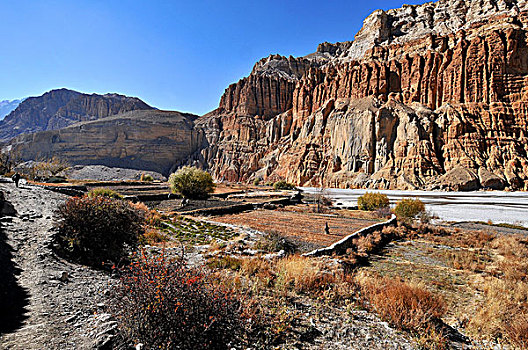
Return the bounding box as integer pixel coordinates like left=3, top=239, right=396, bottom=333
left=86, top=188, right=123, bottom=199
left=110, top=251, right=245, bottom=349
left=168, top=166, right=215, bottom=199
left=357, top=192, right=389, bottom=211
left=253, top=177, right=262, bottom=186
left=273, top=180, right=296, bottom=190
left=140, top=173, right=154, bottom=182
left=53, top=196, right=146, bottom=267
left=394, top=198, right=426, bottom=221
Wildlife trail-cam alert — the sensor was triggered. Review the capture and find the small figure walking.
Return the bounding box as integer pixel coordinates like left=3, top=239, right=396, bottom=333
left=324, top=222, right=330, bottom=235
left=11, top=172, right=21, bottom=188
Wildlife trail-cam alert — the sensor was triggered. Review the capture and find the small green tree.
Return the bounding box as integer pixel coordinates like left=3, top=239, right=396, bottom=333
left=357, top=192, right=389, bottom=211
left=168, top=166, right=216, bottom=199
left=394, top=198, right=426, bottom=221
left=273, top=180, right=296, bottom=190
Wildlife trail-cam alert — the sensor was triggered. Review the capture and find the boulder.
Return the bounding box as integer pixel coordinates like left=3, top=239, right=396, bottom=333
left=478, top=168, right=505, bottom=190
left=440, top=167, right=480, bottom=191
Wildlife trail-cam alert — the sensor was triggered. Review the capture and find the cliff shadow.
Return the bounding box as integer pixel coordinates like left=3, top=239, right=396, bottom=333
left=0, top=206, right=29, bottom=334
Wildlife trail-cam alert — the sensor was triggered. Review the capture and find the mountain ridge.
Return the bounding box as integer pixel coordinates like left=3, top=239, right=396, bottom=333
left=0, top=88, right=153, bottom=142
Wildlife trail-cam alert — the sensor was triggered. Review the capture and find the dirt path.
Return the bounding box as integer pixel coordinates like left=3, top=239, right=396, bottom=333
left=0, top=183, right=115, bottom=350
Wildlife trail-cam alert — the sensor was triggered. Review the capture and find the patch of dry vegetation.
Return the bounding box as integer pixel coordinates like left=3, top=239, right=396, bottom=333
left=467, top=235, right=528, bottom=347
left=359, top=222, right=528, bottom=348
left=206, top=253, right=360, bottom=346
left=356, top=272, right=447, bottom=349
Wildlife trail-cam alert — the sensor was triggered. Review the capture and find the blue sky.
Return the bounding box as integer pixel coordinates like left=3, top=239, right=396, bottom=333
left=1, top=0, right=430, bottom=115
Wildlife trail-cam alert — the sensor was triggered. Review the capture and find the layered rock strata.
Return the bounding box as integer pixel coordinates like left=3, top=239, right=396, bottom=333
left=8, top=110, right=205, bottom=175
left=0, top=89, right=153, bottom=141
left=196, top=0, right=528, bottom=190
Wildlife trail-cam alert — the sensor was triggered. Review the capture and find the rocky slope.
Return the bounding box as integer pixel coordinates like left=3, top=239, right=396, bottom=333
left=8, top=110, right=206, bottom=176
left=0, top=89, right=153, bottom=141
left=196, top=0, right=528, bottom=191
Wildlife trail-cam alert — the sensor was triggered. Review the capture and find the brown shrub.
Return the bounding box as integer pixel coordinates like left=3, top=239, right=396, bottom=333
left=53, top=196, right=145, bottom=267
left=491, top=234, right=528, bottom=259
left=444, top=249, right=490, bottom=272
left=141, top=228, right=169, bottom=244
left=506, top=314, right=528, bottom=348
left=468, top=278, right=528, bottom=346
left=356, top=273, right=446, bottom=334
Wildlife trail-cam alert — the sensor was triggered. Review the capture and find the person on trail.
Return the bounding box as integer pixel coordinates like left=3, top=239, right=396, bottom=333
left=325, top=222, right=330, bottom=235
left=11, top=172, right=20, bottom=188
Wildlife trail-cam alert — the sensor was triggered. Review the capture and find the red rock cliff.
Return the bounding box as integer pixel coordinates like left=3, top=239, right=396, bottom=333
left=197, top=0, right=528, bottom=191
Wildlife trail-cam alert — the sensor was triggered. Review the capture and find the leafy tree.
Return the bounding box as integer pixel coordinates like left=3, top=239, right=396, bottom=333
left=357, top=192, right=390, bottom=211
left=168, top=166, right=216, bottom=199
left=273, top=180, right=296, bottom=190
left=394, top=198, right=426, bottom=221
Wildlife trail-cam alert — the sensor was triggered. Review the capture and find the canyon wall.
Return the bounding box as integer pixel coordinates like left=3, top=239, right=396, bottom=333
left=8, top=110, right=205, bottom=176
left=197, top=0, right=528, bottom=190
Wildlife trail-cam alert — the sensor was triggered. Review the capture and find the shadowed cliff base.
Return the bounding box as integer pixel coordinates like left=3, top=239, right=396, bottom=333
left=0, top=198, right=29, bottom=335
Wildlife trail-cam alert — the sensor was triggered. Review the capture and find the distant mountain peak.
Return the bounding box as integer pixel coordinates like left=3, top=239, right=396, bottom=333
left=0, top=89, right=154, bottom=141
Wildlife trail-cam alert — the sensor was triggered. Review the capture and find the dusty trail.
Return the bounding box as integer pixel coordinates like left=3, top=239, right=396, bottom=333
left=0, top=183, right=115, bottom=350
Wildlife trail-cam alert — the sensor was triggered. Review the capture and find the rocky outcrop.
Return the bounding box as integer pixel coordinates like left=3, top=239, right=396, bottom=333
left=0, top=89, right=153, bottom=141
left=7, top=110, right=206, bottom=176
left=196, top=0, right=528, bottom=191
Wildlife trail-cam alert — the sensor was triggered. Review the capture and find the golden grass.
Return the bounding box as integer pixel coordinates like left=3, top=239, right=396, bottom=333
left=141, top=228, right=169, bottom=244
left=443, top=249, right=490, bottom=272
left=356, top=272, right=447, bottom=349
left=274, top=255, right=336, bottom=293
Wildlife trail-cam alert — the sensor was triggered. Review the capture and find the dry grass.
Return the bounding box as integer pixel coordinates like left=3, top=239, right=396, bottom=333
left=356, top=272, right=447, bottom=348
left=362, top=223, right=528, bottom=348
left=443, top=249, right=491, bottom=272
left=274, top=255, right=337, bottom=294
left=465, top=233, right=528, bottom=347
left=468, top=278, right=528, bottom=347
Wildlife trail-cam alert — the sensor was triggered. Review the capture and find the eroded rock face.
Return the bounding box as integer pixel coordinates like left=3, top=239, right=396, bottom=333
left=8, top=110, right=206, bottom=176
left=197, top=0, right=528, bottom=191
left=0, top=89, right=153, bottom=141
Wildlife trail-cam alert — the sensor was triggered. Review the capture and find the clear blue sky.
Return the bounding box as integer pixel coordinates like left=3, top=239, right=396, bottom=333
left=1, top=0, right=430, bottom=115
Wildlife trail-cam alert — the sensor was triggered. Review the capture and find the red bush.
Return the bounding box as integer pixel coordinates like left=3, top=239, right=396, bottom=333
left=110, top=251, right=245, bottom=349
